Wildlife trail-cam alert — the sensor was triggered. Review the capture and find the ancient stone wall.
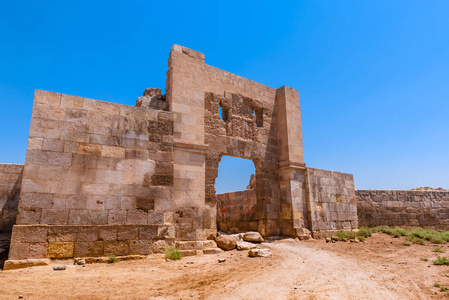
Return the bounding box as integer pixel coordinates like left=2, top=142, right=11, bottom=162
left=4, top=45, right=358, bottom=262
left=357, top=190, right=449, bottom=229
left=306, top=168, right=358, bottom=238
left=9, top=90, right=176, bottom=259
left=217, top=189, right=257, bottom=233
left=0, top=164, right=23, bottom=233
left=217, top=167, right=357, bottom=238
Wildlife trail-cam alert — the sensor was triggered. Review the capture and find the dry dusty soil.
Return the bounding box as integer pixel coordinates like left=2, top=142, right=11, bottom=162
left=2, top=233, right=449, bottom=299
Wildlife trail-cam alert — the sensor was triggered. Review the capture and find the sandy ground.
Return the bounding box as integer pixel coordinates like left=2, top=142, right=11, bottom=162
left=2, top=233, right=449, bottom=299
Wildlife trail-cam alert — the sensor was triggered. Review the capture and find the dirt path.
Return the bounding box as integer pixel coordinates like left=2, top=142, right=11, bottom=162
left=1, top=234, right=448, bottom=299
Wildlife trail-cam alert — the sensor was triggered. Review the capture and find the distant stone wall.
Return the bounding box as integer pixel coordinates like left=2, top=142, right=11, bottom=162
left=217, top=168, right=357, bottom=238
left=217, top=189, right=257, bottom=233
left=9, top=90, right=176, bottom=260
left=0, top=164, right=23, bottom=233
left=306, top=168, right=358, bottom=238
left=357, top=190, right=449, bottom=229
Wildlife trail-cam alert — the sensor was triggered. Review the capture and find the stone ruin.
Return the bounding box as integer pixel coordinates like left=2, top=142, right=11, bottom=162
left=0, top=45, right=359, bottom=265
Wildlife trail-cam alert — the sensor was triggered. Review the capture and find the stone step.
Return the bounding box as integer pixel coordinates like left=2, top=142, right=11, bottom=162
left=175, top=240, right=217, bottom=250
left=203, top=248, right=221, bottom=254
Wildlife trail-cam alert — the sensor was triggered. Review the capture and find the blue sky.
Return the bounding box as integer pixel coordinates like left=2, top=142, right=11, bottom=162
left=1, top=1, right=448, bottom=191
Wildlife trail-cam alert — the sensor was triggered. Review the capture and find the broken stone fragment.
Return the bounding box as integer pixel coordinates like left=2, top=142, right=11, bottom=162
left=248, top=248, right=272, bottom=258
left=73, top=258, right=86, bottom=265
left=135, top=88, right=168, bottom=111
left=203, top=248, right=221, bottom=254
left=236, top=241, right=258, bottom=251
left=218, top=258, right=226, bottom=263
left=53, top=265, right=66, bottom=271
left=242, top=232, right=264, bottom=243
left=215, top=234, right=237, bottom=251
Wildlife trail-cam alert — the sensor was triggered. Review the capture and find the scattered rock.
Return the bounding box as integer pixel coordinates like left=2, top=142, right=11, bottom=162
left=53, top=265, right=66, bottom=271
left=73, top=258, right=86, bottom=265
left=243, top=232, right=264, bottom=242
left=19, top=296, right=23, bottom=299
left=215, top=234, right=237, bottom=250
left=218, top=258, right=226, bottom=263
left=237, top=241, right=258, bottom=250
left=325, top=237, right=331, bottom=243
left=248, top=248, right=272, bottom=258
left=331, top=236, right=338, bottom=242
left=230, top=233, right=243, bottom=241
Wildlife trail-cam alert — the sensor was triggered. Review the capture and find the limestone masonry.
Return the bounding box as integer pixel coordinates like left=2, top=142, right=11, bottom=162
left=2, top=45, right=440, bottom=264
left=357, top=190, right=449, bottom=229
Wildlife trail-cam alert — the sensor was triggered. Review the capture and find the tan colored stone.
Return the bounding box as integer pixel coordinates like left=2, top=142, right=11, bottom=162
left=78, top=143, right=102, bottom=156
left=48, top=242, right=75, bottom=258
left=3, top=258, right=51, bottom=270
left=101, top=146, right=126, bottom=158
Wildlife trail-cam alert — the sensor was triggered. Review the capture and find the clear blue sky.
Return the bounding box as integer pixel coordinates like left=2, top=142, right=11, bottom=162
left=1, top=1, right=448, bottom=191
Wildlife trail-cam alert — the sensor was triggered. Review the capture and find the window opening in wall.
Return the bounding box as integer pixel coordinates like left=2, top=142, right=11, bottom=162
left=215, top=156, right=256, bottom=194
left=219, top=103, right=229, bottom=121
left=253, top=109, right=263, bottom=128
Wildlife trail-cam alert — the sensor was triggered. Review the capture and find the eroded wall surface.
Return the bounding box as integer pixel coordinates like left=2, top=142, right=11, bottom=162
left=217, top=189, right=257, bottom=233
left=9, top=90, right=176, bottom=260
left=0, top=164, right=23, bottom=233
left=357, top=190, right=449, bottom=229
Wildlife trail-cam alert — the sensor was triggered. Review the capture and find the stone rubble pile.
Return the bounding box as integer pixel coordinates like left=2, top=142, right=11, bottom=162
left=214, top=231, right=272, bottom=257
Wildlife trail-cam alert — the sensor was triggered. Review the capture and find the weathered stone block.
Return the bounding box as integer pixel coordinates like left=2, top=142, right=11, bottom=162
left=139, top=225, right=157, bottom=240
left=77, top=226, right=99, bottom=242
left=129, top=240, right=151, bottom=255
left=104, top=241, right=128, bottom=256
left=117, top=226, right=139, bottom=241
left=28, top=242, right=48, bottom=258
left=48, top=242, right=75, bottom=258
left=47, top=226, right=77, bottom=242
left=8, top=242, right=30, bottom=260
left=11, top=225, right=48, bottom=243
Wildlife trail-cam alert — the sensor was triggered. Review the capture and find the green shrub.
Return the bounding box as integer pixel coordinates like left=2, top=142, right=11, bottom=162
left=430, top=236, right=446, bottom=244
left=435, top=283, right=449, bottom=292
left=402, top=242, right=411, bottom=246
left=434, top=248, right=445, bottom=253
left=165, top=247, right=183, bottom=260
left=373, top=226, right=384, bottom=233
left=108, top=255, right=120, bottom=263
left=376, top=227, right=449, bottom=245
left=336, top=231, right=355, bottom=241
left=434, top=256, right=449, bottom=265
left=335, top=227, right=372, bottom=242
left=412, top=238, right=424, bottom=245
left=421, top=258, right=429, bottom=261
left=357, top=227, right=372, bottom=238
